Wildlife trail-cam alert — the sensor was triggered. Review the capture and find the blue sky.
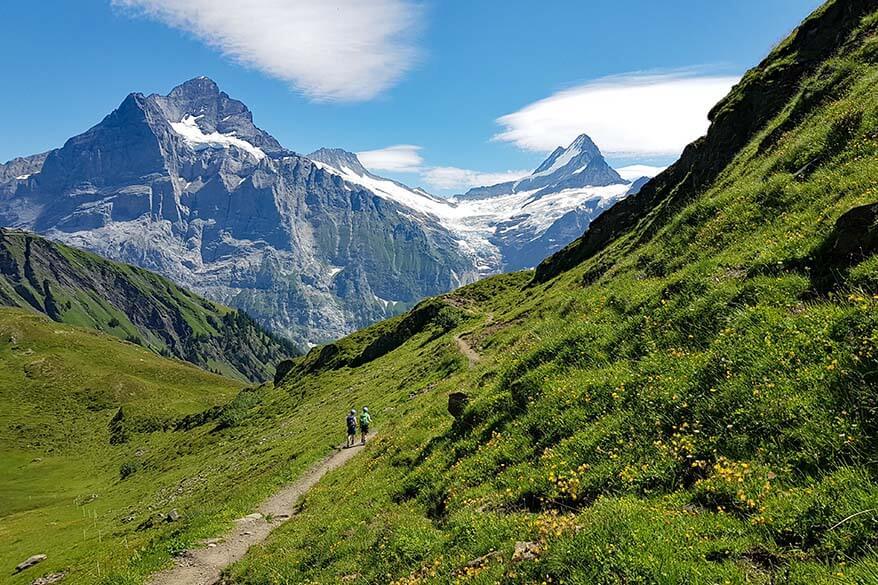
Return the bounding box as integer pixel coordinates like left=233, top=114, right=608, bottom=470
left=1, top=0, right=822, bottom=194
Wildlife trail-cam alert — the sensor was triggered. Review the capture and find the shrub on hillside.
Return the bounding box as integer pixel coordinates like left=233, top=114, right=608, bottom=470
left=108, top=408, right=129, bottom=445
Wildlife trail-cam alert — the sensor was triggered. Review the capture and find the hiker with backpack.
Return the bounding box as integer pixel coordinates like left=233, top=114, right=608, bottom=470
left=346, top=409, right=358, bottom=448
left=359, top=407, right=372, bottom=445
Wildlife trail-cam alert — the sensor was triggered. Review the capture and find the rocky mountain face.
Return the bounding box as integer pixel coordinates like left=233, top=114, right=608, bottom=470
left=0, top=78, right=478, bottom=347
left=0, top=228, right=294, bottom=381
left=0, top=153, right=49, bottom=198
left=0, top=153, right=48, bottom=184
left=0, top=78, right=655, bottom=345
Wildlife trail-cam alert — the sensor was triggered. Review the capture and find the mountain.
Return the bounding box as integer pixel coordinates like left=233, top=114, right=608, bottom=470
left=462, top=133, right=625, bottom=199
left=0, top=228, right=294, bottom=381
left=310, top=136, right=642, bottom=273
left=0, top=78, right=479, bottom=347
left=0, top=80, right=651, bottom=344
left=453, top=133, right=634, bottom=270
left=5, top=1, right=878, bottom=583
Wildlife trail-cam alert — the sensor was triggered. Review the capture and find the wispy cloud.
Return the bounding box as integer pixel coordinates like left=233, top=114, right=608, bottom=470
left=357, top=145, right=424, bottom=173
left=615, top=164, right=667, bottom=182
left=355, top=145, right=528, bottom=192
left=420, top=167, right=529, bottom=191
left=494, top=71, right=739, bottom=156
left=113, top=0, right=423, bottom=102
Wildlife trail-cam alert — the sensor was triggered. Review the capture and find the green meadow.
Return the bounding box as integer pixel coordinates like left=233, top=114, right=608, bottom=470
left=3, top=1, right=878, bottom=584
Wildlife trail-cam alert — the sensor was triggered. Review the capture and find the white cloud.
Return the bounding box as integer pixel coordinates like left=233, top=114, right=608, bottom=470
left=616, top=164, right=667, bottom=182
left=356, top=144, right=528, bottom=192
left=494, top=71, right=739, bottom=156
left=357, top=145, right=424, bottom=173
left=113, top=0, right=422, bottom=102
left=421, top=167, right=529, bottom=191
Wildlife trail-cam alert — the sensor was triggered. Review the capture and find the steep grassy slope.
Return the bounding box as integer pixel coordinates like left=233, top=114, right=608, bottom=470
left=212, top=2, right=878, bottom=583
left=0, top=229, right=296, bottom=382
left=5, top=2, right=878, bottom=584
left=535, top=0, right=876, bottom=284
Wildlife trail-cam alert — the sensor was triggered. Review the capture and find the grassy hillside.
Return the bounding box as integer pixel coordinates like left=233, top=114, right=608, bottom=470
left=0, top=299, right=480, bottom=585
left=0, top=229, right=296, bottom=382
left=214, top=2, right=878, bottom=583
left=0, top=308, right=240, bottom=580
left=4, top=1, right=878, bottom=584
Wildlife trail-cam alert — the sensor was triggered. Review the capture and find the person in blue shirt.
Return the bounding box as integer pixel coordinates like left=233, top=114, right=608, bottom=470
left=345, top=409, right=357, bottom=448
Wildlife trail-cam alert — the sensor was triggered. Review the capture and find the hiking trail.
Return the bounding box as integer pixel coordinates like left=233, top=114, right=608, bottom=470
left=455, top=334, right=481, bottom=367
left=454, top=313, right=492, bottom=367
left=148, top=443, right=366, bottom=585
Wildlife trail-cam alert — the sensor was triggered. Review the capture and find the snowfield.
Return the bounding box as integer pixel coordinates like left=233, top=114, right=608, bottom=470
left=312, top=158, right=635, bottom=274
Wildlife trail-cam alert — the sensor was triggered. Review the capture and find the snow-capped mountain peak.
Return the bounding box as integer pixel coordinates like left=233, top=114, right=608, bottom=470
left=305, top=142, right=643, bottom=274
left=151, top=77, right=288, bottom=158
left=532, top=133, right=602, bottom=175
left=463, top=133, right=624, bottom=200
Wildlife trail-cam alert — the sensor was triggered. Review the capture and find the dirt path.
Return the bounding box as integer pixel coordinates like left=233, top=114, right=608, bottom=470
left=454, top=313, right=492, bottom=368
left=148, top=443, right=366, bottom=585
left=455, top=335, right=481, bottom=367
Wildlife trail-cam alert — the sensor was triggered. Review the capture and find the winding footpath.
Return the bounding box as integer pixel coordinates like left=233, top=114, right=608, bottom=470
left=150, top=321, right=486, bottom=584
left=148, top=444, right=365, bottom=585
left=454, top=334, right=481, bottom=367
left=454, top=312, right=492, bottom=368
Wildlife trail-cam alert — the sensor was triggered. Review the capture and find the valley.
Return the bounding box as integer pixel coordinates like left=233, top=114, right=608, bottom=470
left=0, top=84, right=650, bottom=350
left=0, top=229, right=293, bottom=382
left=2, top=0, right=878, bottom=584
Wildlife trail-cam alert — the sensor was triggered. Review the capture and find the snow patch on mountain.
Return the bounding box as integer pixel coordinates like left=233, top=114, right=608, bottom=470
left=170, top=115, right=266, bottom=161
left=312, top=160, right=453, bottom=220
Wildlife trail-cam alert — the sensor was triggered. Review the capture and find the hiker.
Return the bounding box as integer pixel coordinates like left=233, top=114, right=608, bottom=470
left=359, top=406, right=372, bottom=445
left=346, top=409, right=357, bottom=448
